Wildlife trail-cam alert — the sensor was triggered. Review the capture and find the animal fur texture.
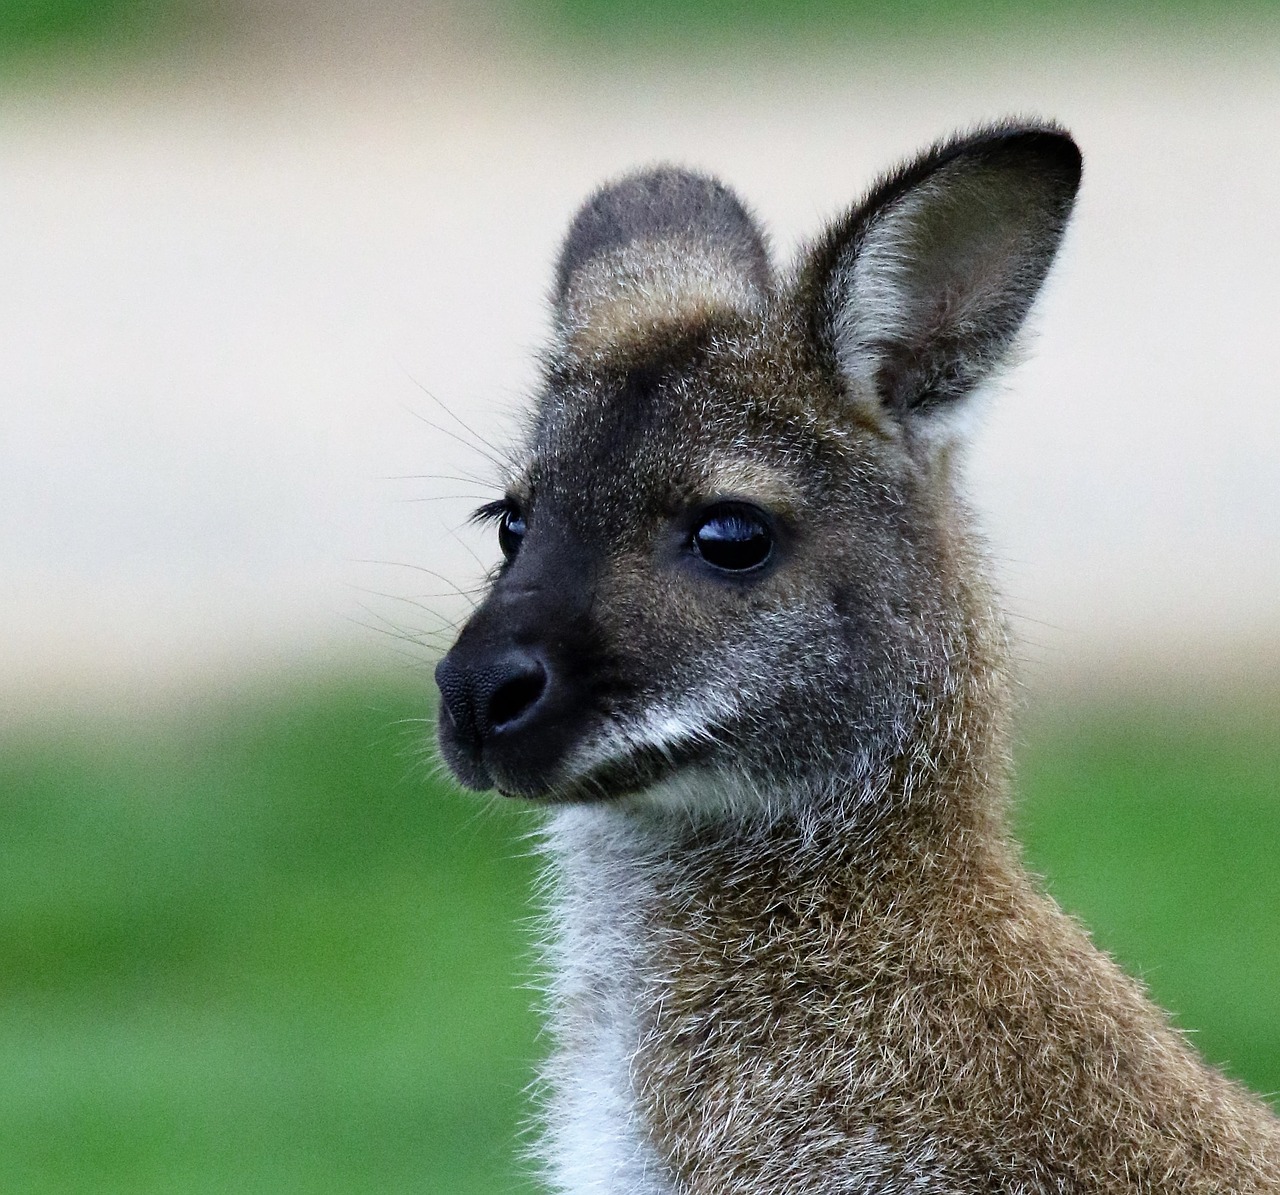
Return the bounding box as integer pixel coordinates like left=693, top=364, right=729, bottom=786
left=434, top=123, right=1280, bottom=1193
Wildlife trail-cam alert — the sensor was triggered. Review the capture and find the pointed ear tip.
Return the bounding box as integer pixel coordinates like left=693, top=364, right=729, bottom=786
left=997, top=125, right=1084, bottom=191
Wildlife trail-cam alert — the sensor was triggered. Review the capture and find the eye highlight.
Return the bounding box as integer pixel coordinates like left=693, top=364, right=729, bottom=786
left=498, top=509, right=526, bottom=562
left=691, top=505, right=773, bottom=573
left=474, top=499, right=526, bottom=563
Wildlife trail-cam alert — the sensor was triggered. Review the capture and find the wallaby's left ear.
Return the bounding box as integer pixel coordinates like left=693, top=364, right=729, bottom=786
left=798, top=124, right=1081, bottom=430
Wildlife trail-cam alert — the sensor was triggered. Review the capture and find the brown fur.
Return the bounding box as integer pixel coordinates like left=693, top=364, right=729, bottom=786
left=627, top=681, right=1280, bottom=1191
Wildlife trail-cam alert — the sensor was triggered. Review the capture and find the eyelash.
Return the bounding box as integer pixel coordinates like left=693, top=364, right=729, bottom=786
left=472, top=499, right=516, bottom=526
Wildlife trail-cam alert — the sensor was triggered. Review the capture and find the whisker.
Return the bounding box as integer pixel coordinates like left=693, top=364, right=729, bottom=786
left=399, top=404, right=508, bottom=473
left=402, top=494, right=493, bottom=505
left=381, top=472, right=494, bottom=486
left=443, top=522, right=492, bottom=574
left=351, top=559, right=485, bottom=608
left=348, top=604, right=463, bottom=646
left=399, top=369, right=510, bottom=461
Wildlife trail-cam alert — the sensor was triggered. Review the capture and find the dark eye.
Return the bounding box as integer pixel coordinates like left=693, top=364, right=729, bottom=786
left=497, top=507, right=526, bottom=562
left=692, top=506, right=773, bottom=572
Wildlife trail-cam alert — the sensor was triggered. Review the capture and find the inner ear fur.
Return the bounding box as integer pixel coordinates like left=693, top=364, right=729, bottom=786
left=798, top=124, right=1082, bottom=424
left=553, top=167, right=774, bottom=359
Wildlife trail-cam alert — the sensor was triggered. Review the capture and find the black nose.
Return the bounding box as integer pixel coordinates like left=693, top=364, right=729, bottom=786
left=435, top=649, right=549, bottom=752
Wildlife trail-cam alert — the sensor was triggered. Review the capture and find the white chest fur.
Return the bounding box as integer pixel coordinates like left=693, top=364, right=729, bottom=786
left=533, top=802, right=934, bottom=1195
left=538, top=806, right=677, bottom=1195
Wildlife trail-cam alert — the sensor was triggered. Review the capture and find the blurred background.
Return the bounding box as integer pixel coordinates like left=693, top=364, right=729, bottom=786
left=2, top=1, right=1277, bottom=1190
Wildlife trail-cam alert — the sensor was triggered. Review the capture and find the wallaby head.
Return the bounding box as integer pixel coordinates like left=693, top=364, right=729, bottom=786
left=436, top=123, right=1081, bottom=817
left=433, top=126, right=1280, bottom=1195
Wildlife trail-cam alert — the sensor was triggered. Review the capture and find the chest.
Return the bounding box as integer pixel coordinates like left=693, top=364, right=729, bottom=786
left=536, top=809, right=919, bottom=1195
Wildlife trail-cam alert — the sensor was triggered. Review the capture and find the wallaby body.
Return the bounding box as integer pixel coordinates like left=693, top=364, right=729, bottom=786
left=435, top=125, right=1280, bottom=1193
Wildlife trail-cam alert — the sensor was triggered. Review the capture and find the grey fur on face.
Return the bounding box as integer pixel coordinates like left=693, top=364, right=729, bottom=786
left=439, top=124, right=1077, bottom=813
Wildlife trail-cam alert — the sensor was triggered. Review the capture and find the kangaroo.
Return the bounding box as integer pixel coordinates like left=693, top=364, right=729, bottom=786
left=434, top=124, right=1280, bottom=1194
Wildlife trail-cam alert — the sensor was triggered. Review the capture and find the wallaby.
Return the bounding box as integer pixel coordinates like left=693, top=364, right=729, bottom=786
left=434, top=123, right=1280, bottom=1194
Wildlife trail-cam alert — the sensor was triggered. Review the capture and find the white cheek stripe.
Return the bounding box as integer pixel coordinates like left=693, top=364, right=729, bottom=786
left=561, top=687, right=742, bottom=781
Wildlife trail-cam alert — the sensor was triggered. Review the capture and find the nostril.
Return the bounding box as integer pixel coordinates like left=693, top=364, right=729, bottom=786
left=488, top=661, right=548, bottom=732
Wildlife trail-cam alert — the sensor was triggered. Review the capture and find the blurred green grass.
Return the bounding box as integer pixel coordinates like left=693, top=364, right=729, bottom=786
left=0, top=0, right=203, bottom=59
left=535, top=0, right=1279, bottom=46
left=0, top=674, right=1276, bottom=1191
left=1018, top=694, right=1280, bottom=1097
left=0, top=676, right=541, bottom=1194
left=0, top=0, right=1273, bottom=61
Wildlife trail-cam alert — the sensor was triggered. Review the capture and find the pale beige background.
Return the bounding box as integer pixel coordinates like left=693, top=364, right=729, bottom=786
left=3, top=19, right=1277, bottom=715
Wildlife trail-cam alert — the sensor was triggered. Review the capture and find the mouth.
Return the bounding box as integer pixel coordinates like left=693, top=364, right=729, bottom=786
left=437, top=703, right=707, bottom=805
left=434, top=702, right=607, bottom=801
left=488, top=743, right=674, bottom=804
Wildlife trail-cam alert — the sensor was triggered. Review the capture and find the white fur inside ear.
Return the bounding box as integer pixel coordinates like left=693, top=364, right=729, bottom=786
left=558, top=237, right=763, bottom=359
left=824, top=160, right=1057, bottom=435
left=828, top=182, right=938, bottom=399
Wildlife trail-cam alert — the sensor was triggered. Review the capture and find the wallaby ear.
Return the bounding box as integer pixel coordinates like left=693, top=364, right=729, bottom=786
left=553, top=167, right=773, bottom=359
left=798, top=124, right=1081, bottom=432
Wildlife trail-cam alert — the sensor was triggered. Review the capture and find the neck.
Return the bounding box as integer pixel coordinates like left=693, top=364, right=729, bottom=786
left=535, top=681, right=1021, bottom=1195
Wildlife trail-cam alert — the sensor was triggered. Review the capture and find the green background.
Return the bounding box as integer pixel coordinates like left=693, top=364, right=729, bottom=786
left=0, top=0, right=1274, bottom=60
left=2, top=675, right=1276, bottom=1192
